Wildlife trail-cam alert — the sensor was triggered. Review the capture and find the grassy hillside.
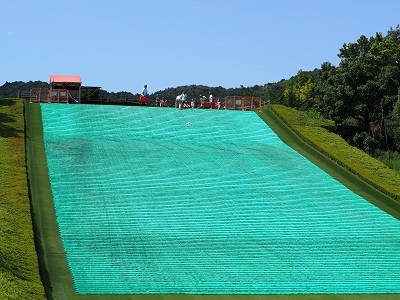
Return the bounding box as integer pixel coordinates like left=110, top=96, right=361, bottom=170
left=266, top=104, right=400, bottom=203
left=0, top=99, right=46, bottom=299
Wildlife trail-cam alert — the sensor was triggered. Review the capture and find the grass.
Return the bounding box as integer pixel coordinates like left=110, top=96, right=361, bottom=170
left=266, top=104, right=400, bottom=203
left=373, top=149, right=400, bottom=173
left=0, top=98, right=46, bottom=300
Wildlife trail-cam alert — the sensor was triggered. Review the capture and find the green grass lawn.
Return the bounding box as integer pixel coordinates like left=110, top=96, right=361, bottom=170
left=0, top=99, right=46, bottom=300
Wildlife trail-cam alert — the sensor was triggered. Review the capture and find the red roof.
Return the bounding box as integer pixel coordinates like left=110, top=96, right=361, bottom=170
left=50, top=75, right=81, bottom=83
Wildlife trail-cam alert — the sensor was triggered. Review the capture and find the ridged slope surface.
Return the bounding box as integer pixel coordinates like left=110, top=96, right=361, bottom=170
left=41, top=104, right=400, bottom=294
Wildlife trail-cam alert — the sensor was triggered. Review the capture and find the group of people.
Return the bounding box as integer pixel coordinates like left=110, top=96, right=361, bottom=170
left=140, top=85, right=221, bottom=109
left=175, top=91, right=221, bottom=110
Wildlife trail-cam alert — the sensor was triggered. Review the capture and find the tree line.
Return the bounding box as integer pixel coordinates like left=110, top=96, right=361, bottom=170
left=247, top=25, right=400, bottom=159
left=279, top=26, right=400, bottom=156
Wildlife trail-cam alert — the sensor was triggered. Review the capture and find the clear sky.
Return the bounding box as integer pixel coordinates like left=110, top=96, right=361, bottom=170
left=1, top=0, right=399, bottom=94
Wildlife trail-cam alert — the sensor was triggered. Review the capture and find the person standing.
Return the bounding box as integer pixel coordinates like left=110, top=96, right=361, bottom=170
left=141, top=85, right=149, bottom=97
left=180, top=91, right=187, bottom=109
left=175, top=94, right=181, bottom=108
left=199, top=93, right=206, bottom=107
left=209, top=91, right=213, bottom=108
left=140, top=84, right=150, bottom=106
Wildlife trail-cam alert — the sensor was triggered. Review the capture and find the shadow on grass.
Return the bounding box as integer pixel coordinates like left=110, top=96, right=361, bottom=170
left=0, top=99, right=17, bottom=106
left=1, top=99, right=22, bottom=137
left=0, top=112, right=22, bottom=137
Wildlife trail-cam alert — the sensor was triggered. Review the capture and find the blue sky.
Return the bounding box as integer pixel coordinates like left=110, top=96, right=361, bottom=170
left=1, top=0, right=400, bottom=94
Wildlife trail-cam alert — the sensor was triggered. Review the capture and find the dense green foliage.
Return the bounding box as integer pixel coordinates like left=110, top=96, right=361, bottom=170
left=282, top=70, right=317, bottom=109
left=0, top=99, right=46, bottom=300
left=269, top=104, right=400, bottom=201
left=0, top=81, right=49, bottom=98
left=271, top=25, right=400, bottom=165
left=316, top=26, right=400, bottom=153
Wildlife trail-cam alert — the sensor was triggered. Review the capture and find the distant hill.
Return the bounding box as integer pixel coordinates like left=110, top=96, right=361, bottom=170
left=0, top=81, right=49, bottom=98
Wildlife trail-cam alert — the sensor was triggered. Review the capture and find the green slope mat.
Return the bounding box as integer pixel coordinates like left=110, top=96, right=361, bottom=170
left=26, top=102, right=400, bottom=300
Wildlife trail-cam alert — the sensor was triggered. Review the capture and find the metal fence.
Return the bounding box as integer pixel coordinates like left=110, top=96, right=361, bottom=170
left=49, top=89, right=69, bottom=103
left=29, top=88, right=72, bottom=103
left=224, top=96, right=262, bottom=110
left=30, top=88, right=50, bottom=103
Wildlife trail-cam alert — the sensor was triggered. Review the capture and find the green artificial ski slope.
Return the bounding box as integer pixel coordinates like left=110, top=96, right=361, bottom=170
left=26, top=102, right=400, bottom=300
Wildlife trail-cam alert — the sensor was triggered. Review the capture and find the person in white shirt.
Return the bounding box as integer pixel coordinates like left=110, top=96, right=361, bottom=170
left=141, top=85, right=149, bottom=97
left=209, top=91, right=213, bottom=108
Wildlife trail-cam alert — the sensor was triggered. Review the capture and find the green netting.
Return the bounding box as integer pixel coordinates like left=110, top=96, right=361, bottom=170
left=40, top=104, right=400, bottom=295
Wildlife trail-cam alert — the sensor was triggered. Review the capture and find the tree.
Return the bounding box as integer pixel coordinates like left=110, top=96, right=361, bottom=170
left=283, top=70, right=317, bottom=109
left=261, top=84, right=275, bottom=104
left=316, top=25, right=400, bottom=150
left=388, top=90, right=400, bottom=150
left=298, top=78, right=316, bottom=108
